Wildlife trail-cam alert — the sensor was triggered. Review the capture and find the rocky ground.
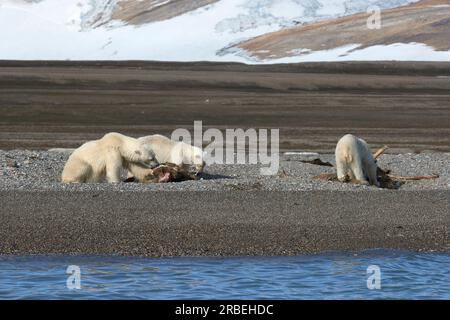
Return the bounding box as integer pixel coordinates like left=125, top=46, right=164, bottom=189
left=1, top=149, right=448, bottom=192
left=1, top=149, right=449, bottom=256
left=1, top=61, right=449, bottom=153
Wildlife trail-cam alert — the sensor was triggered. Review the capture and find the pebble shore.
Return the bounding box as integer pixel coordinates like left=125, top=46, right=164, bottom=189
left=1, top=149, right=449, bottom=191
left=1, top=149, right=449, bottom=256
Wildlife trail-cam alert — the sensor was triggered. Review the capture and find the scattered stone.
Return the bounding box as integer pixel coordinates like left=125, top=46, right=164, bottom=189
left=0, top=150, right=448, bottom=192
left=284, top=152, right=320, bottom=162
left=6, top=160, right=20, bottom=168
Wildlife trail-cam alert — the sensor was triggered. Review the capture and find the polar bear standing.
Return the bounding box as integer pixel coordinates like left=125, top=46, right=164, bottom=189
left=61, top=132, right=159, bottom=183
left=127, top=134, right=205, bottom=182
left=335, top=134, right=379, bottom=186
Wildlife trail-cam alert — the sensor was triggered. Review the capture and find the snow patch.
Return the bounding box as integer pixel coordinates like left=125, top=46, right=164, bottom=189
left=246, top=43, right=450, bottom=64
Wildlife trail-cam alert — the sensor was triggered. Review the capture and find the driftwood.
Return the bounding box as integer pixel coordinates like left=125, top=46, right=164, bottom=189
left=300, top=158, right=333, bottom=167
left=313, top=173, right=338, bottom=181
left=373, top=145, right=389, bottom=160
left=311, top=145, right=439, bottom=189
left=384, top=173, right=439, bottom=181
left=125, top=163, right=200, bottom=183
left=306, top=146, right=389, bottom=168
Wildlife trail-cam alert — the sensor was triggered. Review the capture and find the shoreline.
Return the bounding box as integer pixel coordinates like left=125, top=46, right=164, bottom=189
left=1, top=189, right=449, bottom=256
left=0, top=150, right=449, bottom=256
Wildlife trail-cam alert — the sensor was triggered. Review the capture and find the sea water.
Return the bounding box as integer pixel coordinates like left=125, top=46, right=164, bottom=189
left=0, top=250, right=449, bottom=299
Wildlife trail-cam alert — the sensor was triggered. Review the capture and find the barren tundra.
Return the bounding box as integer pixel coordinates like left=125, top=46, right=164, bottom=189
left=0, top=61, right=450, bottom=152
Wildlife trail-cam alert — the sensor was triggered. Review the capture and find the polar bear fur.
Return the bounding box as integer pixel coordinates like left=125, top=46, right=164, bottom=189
left=335, top=134, right=379, bottom=186
left=61, top=132, right=159, bottom=183
left=127, top=134, right=205, bottom=182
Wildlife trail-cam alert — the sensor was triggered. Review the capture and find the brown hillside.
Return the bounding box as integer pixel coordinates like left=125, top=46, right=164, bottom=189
left=238, top=0, right=450, bottom=60
left=112, top=0, right=218, bottom=25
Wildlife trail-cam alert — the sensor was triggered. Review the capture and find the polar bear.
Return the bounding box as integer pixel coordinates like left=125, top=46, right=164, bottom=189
left=127, top=134, right=205, bottom=182
left=61, top=132, right=159, bottom=183
left=335, top=134, right=379, bottom=186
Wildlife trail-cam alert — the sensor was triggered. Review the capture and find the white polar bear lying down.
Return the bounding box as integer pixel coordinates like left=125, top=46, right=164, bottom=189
left=127, top=134, right=205, bottom=182
left=61, top=132, right=159, bottom=183
left=335, top=134, right=379, bottom=186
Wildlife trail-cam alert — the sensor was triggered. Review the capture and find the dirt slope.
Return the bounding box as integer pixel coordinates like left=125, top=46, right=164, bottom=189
left=112, top=0, right=218, bottom=26
left=237, top=0, right=450, bottom=60
left=0, top=61, right=449, bottom=152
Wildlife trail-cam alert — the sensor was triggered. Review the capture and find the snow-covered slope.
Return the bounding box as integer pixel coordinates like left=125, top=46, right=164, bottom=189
left=235, top=0, right=450, bottom=62
left=0, top=0, right=448, bottom=62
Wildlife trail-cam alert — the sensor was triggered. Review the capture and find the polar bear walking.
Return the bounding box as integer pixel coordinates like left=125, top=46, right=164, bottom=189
left=127, top=134, right=205, bottom=182
left=335, top=134, right=379, bottom=186
left=61, top=132, right=159, bottom=183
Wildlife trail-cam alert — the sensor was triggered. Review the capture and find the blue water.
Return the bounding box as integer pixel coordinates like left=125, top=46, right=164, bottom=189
left=0, top=250, right=449, bottom=299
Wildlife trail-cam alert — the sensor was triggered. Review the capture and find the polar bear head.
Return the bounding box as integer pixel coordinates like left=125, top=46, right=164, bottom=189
left=170, top=142, right=205, bottom=175
left=133, top=143, right=159, bottom=169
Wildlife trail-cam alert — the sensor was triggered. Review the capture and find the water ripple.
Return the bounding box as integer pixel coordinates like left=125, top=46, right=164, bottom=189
left=0, top=250, right=449, bottom=299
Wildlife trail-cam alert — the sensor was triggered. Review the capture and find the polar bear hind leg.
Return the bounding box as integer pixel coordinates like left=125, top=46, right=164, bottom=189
left=61, top=157, right=92, bottom=183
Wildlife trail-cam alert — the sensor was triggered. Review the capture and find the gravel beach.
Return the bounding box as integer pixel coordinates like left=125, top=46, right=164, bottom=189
left=1, top=150, right=449, bottom=191
left=0, top=149, right=449, bottom=256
